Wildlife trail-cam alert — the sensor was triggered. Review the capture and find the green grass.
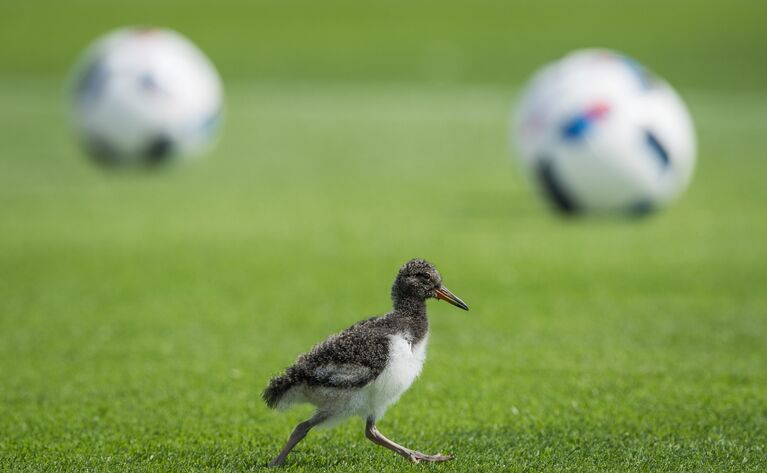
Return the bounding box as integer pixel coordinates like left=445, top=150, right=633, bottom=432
left=1, top=0, right=766, bottom=90
left=1, top=0, right=766, bottom=470
left=0, top=78, right=765, bottom=471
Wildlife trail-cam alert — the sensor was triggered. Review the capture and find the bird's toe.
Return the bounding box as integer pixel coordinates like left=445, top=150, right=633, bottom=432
left=412, top=452, right=453, bottom=462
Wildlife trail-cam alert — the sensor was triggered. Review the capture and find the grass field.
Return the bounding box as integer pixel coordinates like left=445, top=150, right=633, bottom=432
left=1, top=1, right=766, bottom=471
left=1, top=79, right=766, bottom=471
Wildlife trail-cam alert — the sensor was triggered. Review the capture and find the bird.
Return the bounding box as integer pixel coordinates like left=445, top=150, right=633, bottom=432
left=262, top=258, right=469, bottom=467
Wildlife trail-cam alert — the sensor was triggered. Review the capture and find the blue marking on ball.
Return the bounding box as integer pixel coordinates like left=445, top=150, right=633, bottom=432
left=645, top=130, right=670, bottom=168
left=562, top=116, right=591, bottom=140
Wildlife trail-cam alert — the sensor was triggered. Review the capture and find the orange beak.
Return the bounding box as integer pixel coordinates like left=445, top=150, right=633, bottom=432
left=434, top=286, right=469, bottom=311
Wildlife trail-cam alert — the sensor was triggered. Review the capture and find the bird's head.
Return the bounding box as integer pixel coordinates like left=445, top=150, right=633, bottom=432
left=392, top=258, right=469, bottom=311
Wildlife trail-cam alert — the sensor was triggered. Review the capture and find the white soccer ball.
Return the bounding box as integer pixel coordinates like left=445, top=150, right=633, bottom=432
left=513, top=49, right=696, bottom=215
left=69, top=27, right=223, bottom=167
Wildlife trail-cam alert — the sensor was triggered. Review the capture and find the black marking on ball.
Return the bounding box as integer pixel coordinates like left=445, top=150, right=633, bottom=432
left=139, top=73, right=161, bottom=92
left=76, top=57, right=109, bottom=102
left=645, top=130, right=670, bottom=168
left=144, top=136, right=174, bottom=165
left=536, top=158, right=579, bottom=214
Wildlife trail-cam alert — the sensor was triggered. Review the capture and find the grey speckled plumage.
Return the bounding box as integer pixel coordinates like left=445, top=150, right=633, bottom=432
left=263, top=260, right=433, bottom=407
left=263, top=258, right=469, bottom=467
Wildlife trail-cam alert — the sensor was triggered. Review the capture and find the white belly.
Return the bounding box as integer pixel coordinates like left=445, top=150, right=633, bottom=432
left=292, top=333, right=429, bottom=427
left=362, top=333, right=428, bottom=420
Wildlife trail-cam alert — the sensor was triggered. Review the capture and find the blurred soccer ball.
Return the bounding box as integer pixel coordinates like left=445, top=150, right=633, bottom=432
left=69, top=27, right=223, bottom=167
left=513, top=49, right=696, bottom=215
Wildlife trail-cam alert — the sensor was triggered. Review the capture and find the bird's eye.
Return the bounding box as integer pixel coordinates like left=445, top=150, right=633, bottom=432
left=417, top=273, right=430, bottom=281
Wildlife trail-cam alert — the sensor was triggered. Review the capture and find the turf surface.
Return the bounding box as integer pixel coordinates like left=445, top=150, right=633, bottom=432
left=1, top=79, right=765, bottom=472
left=1, top=1, right=766, bottom=471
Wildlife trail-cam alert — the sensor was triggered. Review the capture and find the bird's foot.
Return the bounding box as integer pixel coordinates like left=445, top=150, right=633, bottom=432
left=267, top=458, right=285, bottom=468
left=407, top=451, right=454, bottom=463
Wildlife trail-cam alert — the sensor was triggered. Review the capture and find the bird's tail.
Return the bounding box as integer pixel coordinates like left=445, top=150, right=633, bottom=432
left=262, top=371, right=297, bottom=410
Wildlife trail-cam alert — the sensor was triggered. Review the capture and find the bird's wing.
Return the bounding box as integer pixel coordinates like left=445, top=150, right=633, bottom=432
left=309, top=362, right=377, bottom=388
left=294, top=320, right=391, bottom=389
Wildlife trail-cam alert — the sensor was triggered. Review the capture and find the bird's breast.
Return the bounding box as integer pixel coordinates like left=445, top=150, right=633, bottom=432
left=368, top=333, right=428, bottom=407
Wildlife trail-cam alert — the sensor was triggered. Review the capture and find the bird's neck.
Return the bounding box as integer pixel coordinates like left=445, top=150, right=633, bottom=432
left=393, top=295, right=426, bottom=315
left=391, top=296, right=429, bottom=342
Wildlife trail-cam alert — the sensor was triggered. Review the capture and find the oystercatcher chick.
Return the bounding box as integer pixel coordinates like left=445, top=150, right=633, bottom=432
left=263, top=258, right=469, bottom=467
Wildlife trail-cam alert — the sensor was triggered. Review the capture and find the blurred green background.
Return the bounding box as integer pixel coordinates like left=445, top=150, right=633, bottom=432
left=1, top=1, right=766, bottom=471
left=1, top=0, right=766, bottom=89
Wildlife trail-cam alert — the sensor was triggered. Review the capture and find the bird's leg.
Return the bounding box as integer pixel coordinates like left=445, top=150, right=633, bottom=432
left=268, top=413, right=326, bottom=467
left=364, top=418, right=453, bottom=464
